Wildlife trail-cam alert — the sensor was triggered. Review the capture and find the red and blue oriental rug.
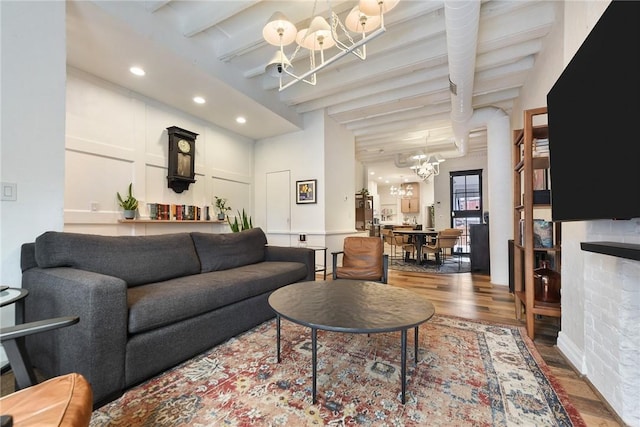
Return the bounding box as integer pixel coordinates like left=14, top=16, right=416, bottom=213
left=90, top=315, right=585, bottom=426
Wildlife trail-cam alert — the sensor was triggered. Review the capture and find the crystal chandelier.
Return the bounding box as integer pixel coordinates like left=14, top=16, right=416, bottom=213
left=262, top=0, right=400, bottom=91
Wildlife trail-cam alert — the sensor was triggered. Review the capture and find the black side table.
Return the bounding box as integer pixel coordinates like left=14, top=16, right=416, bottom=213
left=1, top=286, right=29, bottom=376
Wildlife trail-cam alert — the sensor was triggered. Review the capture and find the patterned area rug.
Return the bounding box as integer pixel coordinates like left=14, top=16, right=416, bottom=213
left=389, top=256, right=471, bottom=274
left=90, top=315, right=585, bottom=426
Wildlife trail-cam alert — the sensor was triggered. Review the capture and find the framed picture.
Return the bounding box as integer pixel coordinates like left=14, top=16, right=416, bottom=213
left=296, top=179, right=317, bottom=204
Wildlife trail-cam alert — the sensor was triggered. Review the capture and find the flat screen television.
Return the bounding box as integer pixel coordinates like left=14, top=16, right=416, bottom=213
left=546, top=0, right=640, bottom=222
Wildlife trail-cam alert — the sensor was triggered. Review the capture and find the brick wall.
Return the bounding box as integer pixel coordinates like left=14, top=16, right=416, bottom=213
left=583, top=230, right=640, bottom=426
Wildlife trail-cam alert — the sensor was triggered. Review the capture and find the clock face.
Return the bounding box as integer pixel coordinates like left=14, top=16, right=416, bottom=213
left=177, top=139, right=191, bottom=153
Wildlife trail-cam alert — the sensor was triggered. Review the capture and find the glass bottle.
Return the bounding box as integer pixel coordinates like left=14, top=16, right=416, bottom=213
left=533, top=259, right=561, bottom=303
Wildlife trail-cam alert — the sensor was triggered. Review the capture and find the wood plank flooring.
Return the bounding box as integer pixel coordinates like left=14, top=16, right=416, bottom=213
left=1, top=267, right=624, bottom=426
left=382, top=266, right=623, bottom=427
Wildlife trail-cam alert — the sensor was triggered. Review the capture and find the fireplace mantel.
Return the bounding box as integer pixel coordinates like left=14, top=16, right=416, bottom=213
left=580, top=241, right=640, bottom=261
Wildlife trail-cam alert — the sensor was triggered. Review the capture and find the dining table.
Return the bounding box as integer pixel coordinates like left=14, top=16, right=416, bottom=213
left=392, top=229, right=439, bottom=264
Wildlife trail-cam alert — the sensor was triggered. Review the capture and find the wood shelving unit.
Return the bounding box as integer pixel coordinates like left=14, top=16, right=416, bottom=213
left=512, top=106, right=561, bottom=339
left=355, top=195, right=373, bottom=231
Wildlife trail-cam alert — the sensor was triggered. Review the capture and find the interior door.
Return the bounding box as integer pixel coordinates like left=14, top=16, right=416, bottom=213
left=266, top=170, right=291, bottom=239
left=450, top=170, right=483, bottom=254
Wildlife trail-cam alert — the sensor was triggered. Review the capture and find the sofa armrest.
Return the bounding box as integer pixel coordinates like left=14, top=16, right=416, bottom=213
left=21, top=267, right=128, bottom=404
left=265, top=246, right=315, bottom=281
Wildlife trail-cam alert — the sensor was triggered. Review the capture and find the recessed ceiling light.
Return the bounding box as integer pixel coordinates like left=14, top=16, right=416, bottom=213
left=236, top=116, right=246, bottom=124
left=193, top=96, right=206, bottom=104
left=129, top=66, right=145, bottom=76
left=370, top=171, right=375, bottom=175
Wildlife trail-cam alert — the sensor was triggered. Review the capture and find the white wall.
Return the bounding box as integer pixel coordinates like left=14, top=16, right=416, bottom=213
left=0, top=1, right=66, bottom=338
left=63, top=69, right=254, bottom=236
left=254, top=109, right=357, bottom=265
left=324, top=110, right=356, bottom=234
left=254, top=110, right=324, bottom=247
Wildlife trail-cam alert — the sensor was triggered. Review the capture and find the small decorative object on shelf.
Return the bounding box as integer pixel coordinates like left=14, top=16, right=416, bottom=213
left=214, top=196, right=232, bottom=221
left=533, top=260, right=561, bottom=304
left=117, top=183, right=138, bottom=219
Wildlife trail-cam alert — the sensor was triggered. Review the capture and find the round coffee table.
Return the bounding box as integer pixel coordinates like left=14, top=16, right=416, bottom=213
left=268, top=279, right=435, bottom=404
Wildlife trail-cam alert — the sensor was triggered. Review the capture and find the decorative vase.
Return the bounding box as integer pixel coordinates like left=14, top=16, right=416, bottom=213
left=217, top=213, right=226, bottom=221
left=123, top=210, right=136, bottom=220
left=533, top=260, right=561, bottom=303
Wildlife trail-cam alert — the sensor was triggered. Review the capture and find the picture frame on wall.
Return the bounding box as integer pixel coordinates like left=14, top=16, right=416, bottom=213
left=296, top=179, right=317, bottom=204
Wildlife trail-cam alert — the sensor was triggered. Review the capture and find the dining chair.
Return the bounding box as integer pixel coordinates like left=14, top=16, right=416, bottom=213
left=394, top=231, right=415, bottom=263
left=390, top=227, right=416, bottom=264
left=423, top=228, right=463, bottom=269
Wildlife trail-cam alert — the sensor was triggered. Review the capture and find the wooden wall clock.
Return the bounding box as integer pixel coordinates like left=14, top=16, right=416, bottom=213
left=166, top=126, right=198, bottom=193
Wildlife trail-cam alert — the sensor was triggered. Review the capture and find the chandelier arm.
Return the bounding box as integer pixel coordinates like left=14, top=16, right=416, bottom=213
left=328, top=11, right=371, bottom=60
left=278, top=26, right=386, bottom=91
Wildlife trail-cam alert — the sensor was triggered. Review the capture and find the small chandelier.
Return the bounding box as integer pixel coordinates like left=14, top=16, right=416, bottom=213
left=411, top=153, right=445, bottom=182
left=262, top=0, right=400, bottom=91
left=390, top=183, right=413, bottom=198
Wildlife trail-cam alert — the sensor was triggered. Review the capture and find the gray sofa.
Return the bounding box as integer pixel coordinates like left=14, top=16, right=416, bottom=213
left=20, top=227, right=314, bottom=407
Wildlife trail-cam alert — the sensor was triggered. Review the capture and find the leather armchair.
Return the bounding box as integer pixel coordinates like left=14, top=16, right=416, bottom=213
left=332, top=236, right=389, bottom=283
left=1, top=316, right=93, bottom=426
left=0, top=373, right=92, bottom=427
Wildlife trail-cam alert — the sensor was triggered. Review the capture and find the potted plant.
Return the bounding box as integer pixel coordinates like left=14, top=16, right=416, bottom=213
left=214, top=196, right=232, bottom=220
left=117, top=183, right=139, bottom=219
left=227, top=209, right=253, bottom=232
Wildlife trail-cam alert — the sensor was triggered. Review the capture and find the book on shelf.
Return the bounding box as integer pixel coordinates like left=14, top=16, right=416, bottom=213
left=145, top=203, right=205, bottom=221
left=533, top=138, right=549, bottom=157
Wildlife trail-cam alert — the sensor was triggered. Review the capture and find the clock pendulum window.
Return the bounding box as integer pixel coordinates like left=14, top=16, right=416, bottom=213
left=166, top=126, right=198, bottom=193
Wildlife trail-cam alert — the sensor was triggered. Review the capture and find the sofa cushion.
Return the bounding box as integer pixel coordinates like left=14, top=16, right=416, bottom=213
left=34, top=231, right=201, bottom=287
left=127, top=260, right=307, bottom=334
left=191, top=228, right=267, bottom=273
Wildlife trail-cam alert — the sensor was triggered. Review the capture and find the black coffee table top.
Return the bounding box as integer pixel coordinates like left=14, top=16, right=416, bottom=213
left=269, top=280, right=435, bottom=333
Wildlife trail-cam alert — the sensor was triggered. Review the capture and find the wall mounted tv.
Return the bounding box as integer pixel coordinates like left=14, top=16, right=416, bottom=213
left=546, top=0, right=640, bottom=222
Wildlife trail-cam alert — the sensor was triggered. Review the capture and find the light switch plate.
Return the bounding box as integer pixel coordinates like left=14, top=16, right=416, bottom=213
left=1, top=182, right=17, bottom=201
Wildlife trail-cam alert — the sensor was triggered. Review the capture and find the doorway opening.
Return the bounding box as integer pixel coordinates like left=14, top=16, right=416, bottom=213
left=450, top=170, right=483, bottom=254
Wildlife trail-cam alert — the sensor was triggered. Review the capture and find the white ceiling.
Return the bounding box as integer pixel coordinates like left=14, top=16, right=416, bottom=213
left=66, top=0, right=556, bottom=184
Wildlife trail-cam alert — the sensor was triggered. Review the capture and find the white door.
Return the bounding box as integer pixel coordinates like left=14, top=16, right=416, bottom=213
left=266, top=171, right=291, bottom=235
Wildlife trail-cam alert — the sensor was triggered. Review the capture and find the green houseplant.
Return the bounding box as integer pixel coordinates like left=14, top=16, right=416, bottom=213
left=214, top=196, right=232, bottom=220
left=117, top=183, right=139, bottom=219
left=227, top=209, right=253, bottom=232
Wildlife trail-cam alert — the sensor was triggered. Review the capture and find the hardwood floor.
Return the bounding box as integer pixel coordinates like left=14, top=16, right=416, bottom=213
left=383, top=267, right=623, bottom=427
left=1, top=267, right=623, bottom=425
